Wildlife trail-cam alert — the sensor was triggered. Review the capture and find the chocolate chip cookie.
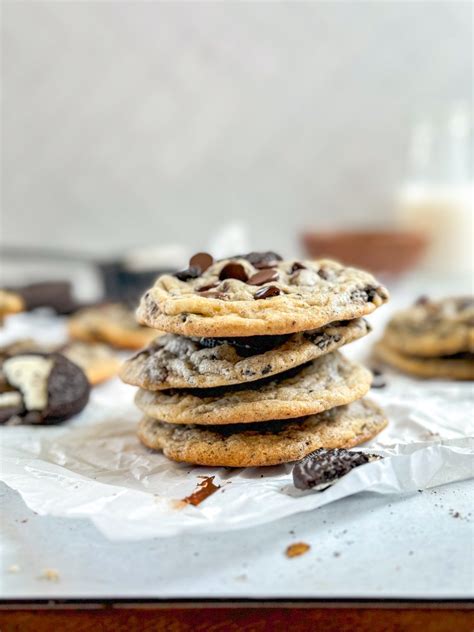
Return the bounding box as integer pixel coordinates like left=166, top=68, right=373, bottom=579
left=137, top=252, right=389, bottom=337
left=135, top=351, right=372, bottom=425
left=382, top=296, right=474, bottom=357
left=375, top=340, right=474, bottom=381
left=68, top=303, right=159, bottom=350
left=137, top=398, right=387, bottom=467
left=120, top=318, right=370, bottom=390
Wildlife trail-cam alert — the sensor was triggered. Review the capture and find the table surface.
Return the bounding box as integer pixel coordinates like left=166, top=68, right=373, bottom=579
left=1, top=272, right=473, bottom=601
left=2, top=478, right=473, bottom=600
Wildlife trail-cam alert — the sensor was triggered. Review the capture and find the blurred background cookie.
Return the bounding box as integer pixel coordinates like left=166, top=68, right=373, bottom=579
left=68, top=303, right=159, bottom=350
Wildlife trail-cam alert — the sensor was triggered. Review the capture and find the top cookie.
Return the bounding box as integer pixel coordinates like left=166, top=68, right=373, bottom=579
left=137, top=252, right=389, bottom=337
left=382, top=296, right=474, bottom=357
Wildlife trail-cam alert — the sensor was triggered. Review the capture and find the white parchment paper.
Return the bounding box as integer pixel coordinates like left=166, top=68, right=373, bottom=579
left=0, top=312, right=473, bottom=540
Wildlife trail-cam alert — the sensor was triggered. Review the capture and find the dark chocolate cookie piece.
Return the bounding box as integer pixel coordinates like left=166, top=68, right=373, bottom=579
left=43, top=354, right=90, bottom=423
left=293, top=447, right=382, bottom=491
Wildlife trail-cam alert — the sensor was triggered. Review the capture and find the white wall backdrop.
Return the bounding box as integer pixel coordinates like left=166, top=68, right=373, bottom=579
left=1, top=1, right=472, bottom=258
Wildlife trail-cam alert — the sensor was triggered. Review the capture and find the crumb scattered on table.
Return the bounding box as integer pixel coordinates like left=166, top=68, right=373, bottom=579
left=285, top=542, right=310, bottom=558
left=39, top=568, right=60, bottom=582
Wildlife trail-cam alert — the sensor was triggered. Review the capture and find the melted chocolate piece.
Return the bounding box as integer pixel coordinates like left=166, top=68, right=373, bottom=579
left=248, top=269, right=279, bottom=285
left=219, top=263, right=248, bottom=282
left=293, top=448, right=382, bottom=490
left=189, top=252, right=213, bottom=273
left=197, top=334, right=291, bottom=357
left=254, top=285, right=281, bottom=299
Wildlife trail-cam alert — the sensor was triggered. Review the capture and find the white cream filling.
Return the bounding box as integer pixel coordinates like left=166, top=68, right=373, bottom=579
left=3, top=355, right=54, bottom=411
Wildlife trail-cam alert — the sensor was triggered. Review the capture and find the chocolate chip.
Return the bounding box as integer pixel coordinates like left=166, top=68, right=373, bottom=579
left=248, top=269, right=279, bottom=285
left=175, top=266, right=201, bottom=282
left=189, top=252, right=214, bottom=273
left=291, top=262, right=306, bottom=273
left=293, top=448, right=382, bottom=490
left=254, top=285, right=281, bottom=299
left=238, top=251, right=283, bottom=269
left=219, top=263, right=248, bottom=282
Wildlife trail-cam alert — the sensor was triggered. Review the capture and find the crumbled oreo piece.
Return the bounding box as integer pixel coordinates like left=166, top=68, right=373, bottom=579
left=196, top=334, right=290, bottom=357
left=293, top=448, right=382, bottom=491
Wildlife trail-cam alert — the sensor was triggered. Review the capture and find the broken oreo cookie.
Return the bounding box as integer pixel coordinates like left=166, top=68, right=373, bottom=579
left=293, top=447, right=382, bottom=491
left=0, top=352, right=90, bottom=425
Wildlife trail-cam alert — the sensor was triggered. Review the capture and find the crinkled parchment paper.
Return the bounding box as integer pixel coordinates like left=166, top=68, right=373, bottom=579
left=0, top=312, right=473, bottom=540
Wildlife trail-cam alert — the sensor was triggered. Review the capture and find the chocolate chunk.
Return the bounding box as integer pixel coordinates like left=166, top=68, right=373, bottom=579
left=175, top=266, right=201, bottom=282
left=248, top=269, right=279, bottom=285
left=189, top=252, right=214, bottom=273
left=254, top=285, right=281, bottom=299
left=237, top=251, right=283, bottom=269
left=291, top=262, right=306, bottom=273
left=293, top=448, right=382, bottom=491
left=219, top=263, right=248, bottom=282
left=43, top=354, right=90, bottom=424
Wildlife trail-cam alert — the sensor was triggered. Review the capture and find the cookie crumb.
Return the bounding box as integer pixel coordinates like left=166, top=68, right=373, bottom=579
left=285, top=542, right=310, bottom=558
left=39, top=568, right=60, bottom=582
left=7, top=564, right=21, bottom=573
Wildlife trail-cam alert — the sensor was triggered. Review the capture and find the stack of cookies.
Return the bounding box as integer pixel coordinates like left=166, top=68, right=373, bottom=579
left=121, top=251, right=390, bottom=467
left=376, top=296, right=474, bottom=380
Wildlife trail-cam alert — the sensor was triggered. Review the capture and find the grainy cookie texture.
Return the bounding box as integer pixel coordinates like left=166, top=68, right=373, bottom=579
left=382, top=296, right=474, bottom=357
left=137, top=252, right=389, bottom=337
left=135, top=351, right=372, bottom=425
left=137, top=398, right=387, bottom=467
left=120, top=318, right=370, bottom=390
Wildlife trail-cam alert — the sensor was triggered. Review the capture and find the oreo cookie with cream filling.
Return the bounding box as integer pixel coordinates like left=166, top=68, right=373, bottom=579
left=0, top=352, right=90, bottom=425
